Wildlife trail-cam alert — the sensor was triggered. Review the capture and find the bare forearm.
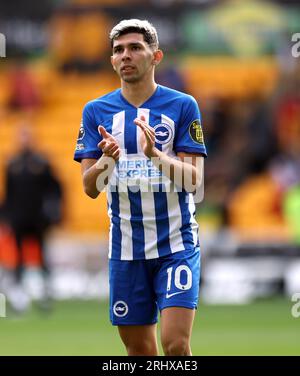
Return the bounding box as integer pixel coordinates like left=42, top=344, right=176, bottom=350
left=83, top=156, right=116, bottom=198
left=150, top=149, right=203, bottom=192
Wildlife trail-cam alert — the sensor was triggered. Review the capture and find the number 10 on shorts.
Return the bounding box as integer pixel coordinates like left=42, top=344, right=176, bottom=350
left=167, top=265, right=192, bottom=292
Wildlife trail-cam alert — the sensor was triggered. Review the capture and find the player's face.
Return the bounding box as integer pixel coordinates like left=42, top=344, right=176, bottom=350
left=111, top=33, right=156, bottom=83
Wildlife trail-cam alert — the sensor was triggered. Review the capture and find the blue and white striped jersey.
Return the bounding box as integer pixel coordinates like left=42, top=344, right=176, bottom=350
left=74, top=85, right=207, bottom=260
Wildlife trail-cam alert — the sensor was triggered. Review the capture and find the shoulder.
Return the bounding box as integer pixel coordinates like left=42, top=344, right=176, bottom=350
left=83, top=88, right=121, bottom=114
left=158, top=85, right=197, bottom=106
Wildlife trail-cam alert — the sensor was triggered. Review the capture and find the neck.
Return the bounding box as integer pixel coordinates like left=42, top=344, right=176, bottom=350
left=121, top=77, right=157, bottom=108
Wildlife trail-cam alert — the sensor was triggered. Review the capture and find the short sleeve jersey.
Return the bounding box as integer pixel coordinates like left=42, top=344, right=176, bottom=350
left=74, top=85, right=207, bottom=260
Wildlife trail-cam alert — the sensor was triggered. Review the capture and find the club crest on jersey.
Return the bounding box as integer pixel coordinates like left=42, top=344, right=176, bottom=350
left=77, top=123, right=85, bottom=141
left=189, top=119, right=204, bottom=144
left=113, top=301, right=128, bottom=317
left=153, top=123, right=173, bottom=145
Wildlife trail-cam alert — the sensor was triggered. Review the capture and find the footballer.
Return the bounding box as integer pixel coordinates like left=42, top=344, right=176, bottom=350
left=74, top=19, right=207, bottom=355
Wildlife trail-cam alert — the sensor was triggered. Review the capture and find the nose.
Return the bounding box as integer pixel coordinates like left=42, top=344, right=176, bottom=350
left=121, top=48, right=131, bottom=61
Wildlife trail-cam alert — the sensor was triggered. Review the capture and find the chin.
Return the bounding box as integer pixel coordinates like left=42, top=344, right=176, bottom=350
left=123, top=78, right=140, bottom=83
left=121, top=74, right=141, bottom=83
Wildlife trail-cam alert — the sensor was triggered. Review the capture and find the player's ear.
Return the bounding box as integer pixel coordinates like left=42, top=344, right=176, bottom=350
left=152, top=49, right=163, bottom=66
left=110, top=56, right=116, bottom=71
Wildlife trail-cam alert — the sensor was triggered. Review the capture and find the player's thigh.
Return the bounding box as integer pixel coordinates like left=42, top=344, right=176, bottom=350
left=160, top=306, right=195, bottom=343
left=118, top=323, right=157, bottom=348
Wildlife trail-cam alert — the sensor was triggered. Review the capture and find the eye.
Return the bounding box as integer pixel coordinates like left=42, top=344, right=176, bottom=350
left=114, top=47, right=122, bottom=54
left=132, top=45, right=141, bottom=51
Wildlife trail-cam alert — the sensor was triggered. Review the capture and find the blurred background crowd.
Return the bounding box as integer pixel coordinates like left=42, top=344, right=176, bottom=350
left=0, top=0, right=300, bottom=311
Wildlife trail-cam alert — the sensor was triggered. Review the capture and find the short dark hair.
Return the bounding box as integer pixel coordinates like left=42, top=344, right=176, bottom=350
left=110, top=19, right=159, bottom=49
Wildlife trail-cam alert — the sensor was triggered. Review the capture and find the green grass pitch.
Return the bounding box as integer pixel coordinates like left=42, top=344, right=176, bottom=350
left=0, top=298, right=299, bottom=355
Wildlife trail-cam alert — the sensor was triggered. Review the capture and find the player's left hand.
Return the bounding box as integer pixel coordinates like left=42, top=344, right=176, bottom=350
left=134, top=116, right=156, bottom=158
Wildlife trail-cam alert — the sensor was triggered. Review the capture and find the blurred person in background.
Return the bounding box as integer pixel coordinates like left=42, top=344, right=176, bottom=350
left=0, top=124, right=63, bottom=313
left=227, top=61, right=300, bottom=239
left=156, top=56, right=188, bottom=93
left=74, top=19, right=207, bottom=355
left=272, top=62, right=300, bottom=243
left=8, top=60, right=40, bottom=113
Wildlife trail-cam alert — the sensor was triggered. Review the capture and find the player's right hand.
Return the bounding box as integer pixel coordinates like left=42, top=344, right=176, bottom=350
left=98, top=126, right=121, bottom=161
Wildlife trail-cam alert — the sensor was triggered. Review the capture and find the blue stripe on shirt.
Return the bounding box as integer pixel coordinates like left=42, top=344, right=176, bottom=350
left=128, top=188, right=145, bottom=259
left=125, top=109, right=138, bottom=154
left=177, top=190, right=195, bottom=250
left=110, top=187, right=122, bottom=260
left=154, top=189, right=171, bottom=257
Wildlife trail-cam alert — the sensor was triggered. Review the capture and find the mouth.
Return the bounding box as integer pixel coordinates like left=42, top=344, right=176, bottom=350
left=121, top=65, right=135, bottom=72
